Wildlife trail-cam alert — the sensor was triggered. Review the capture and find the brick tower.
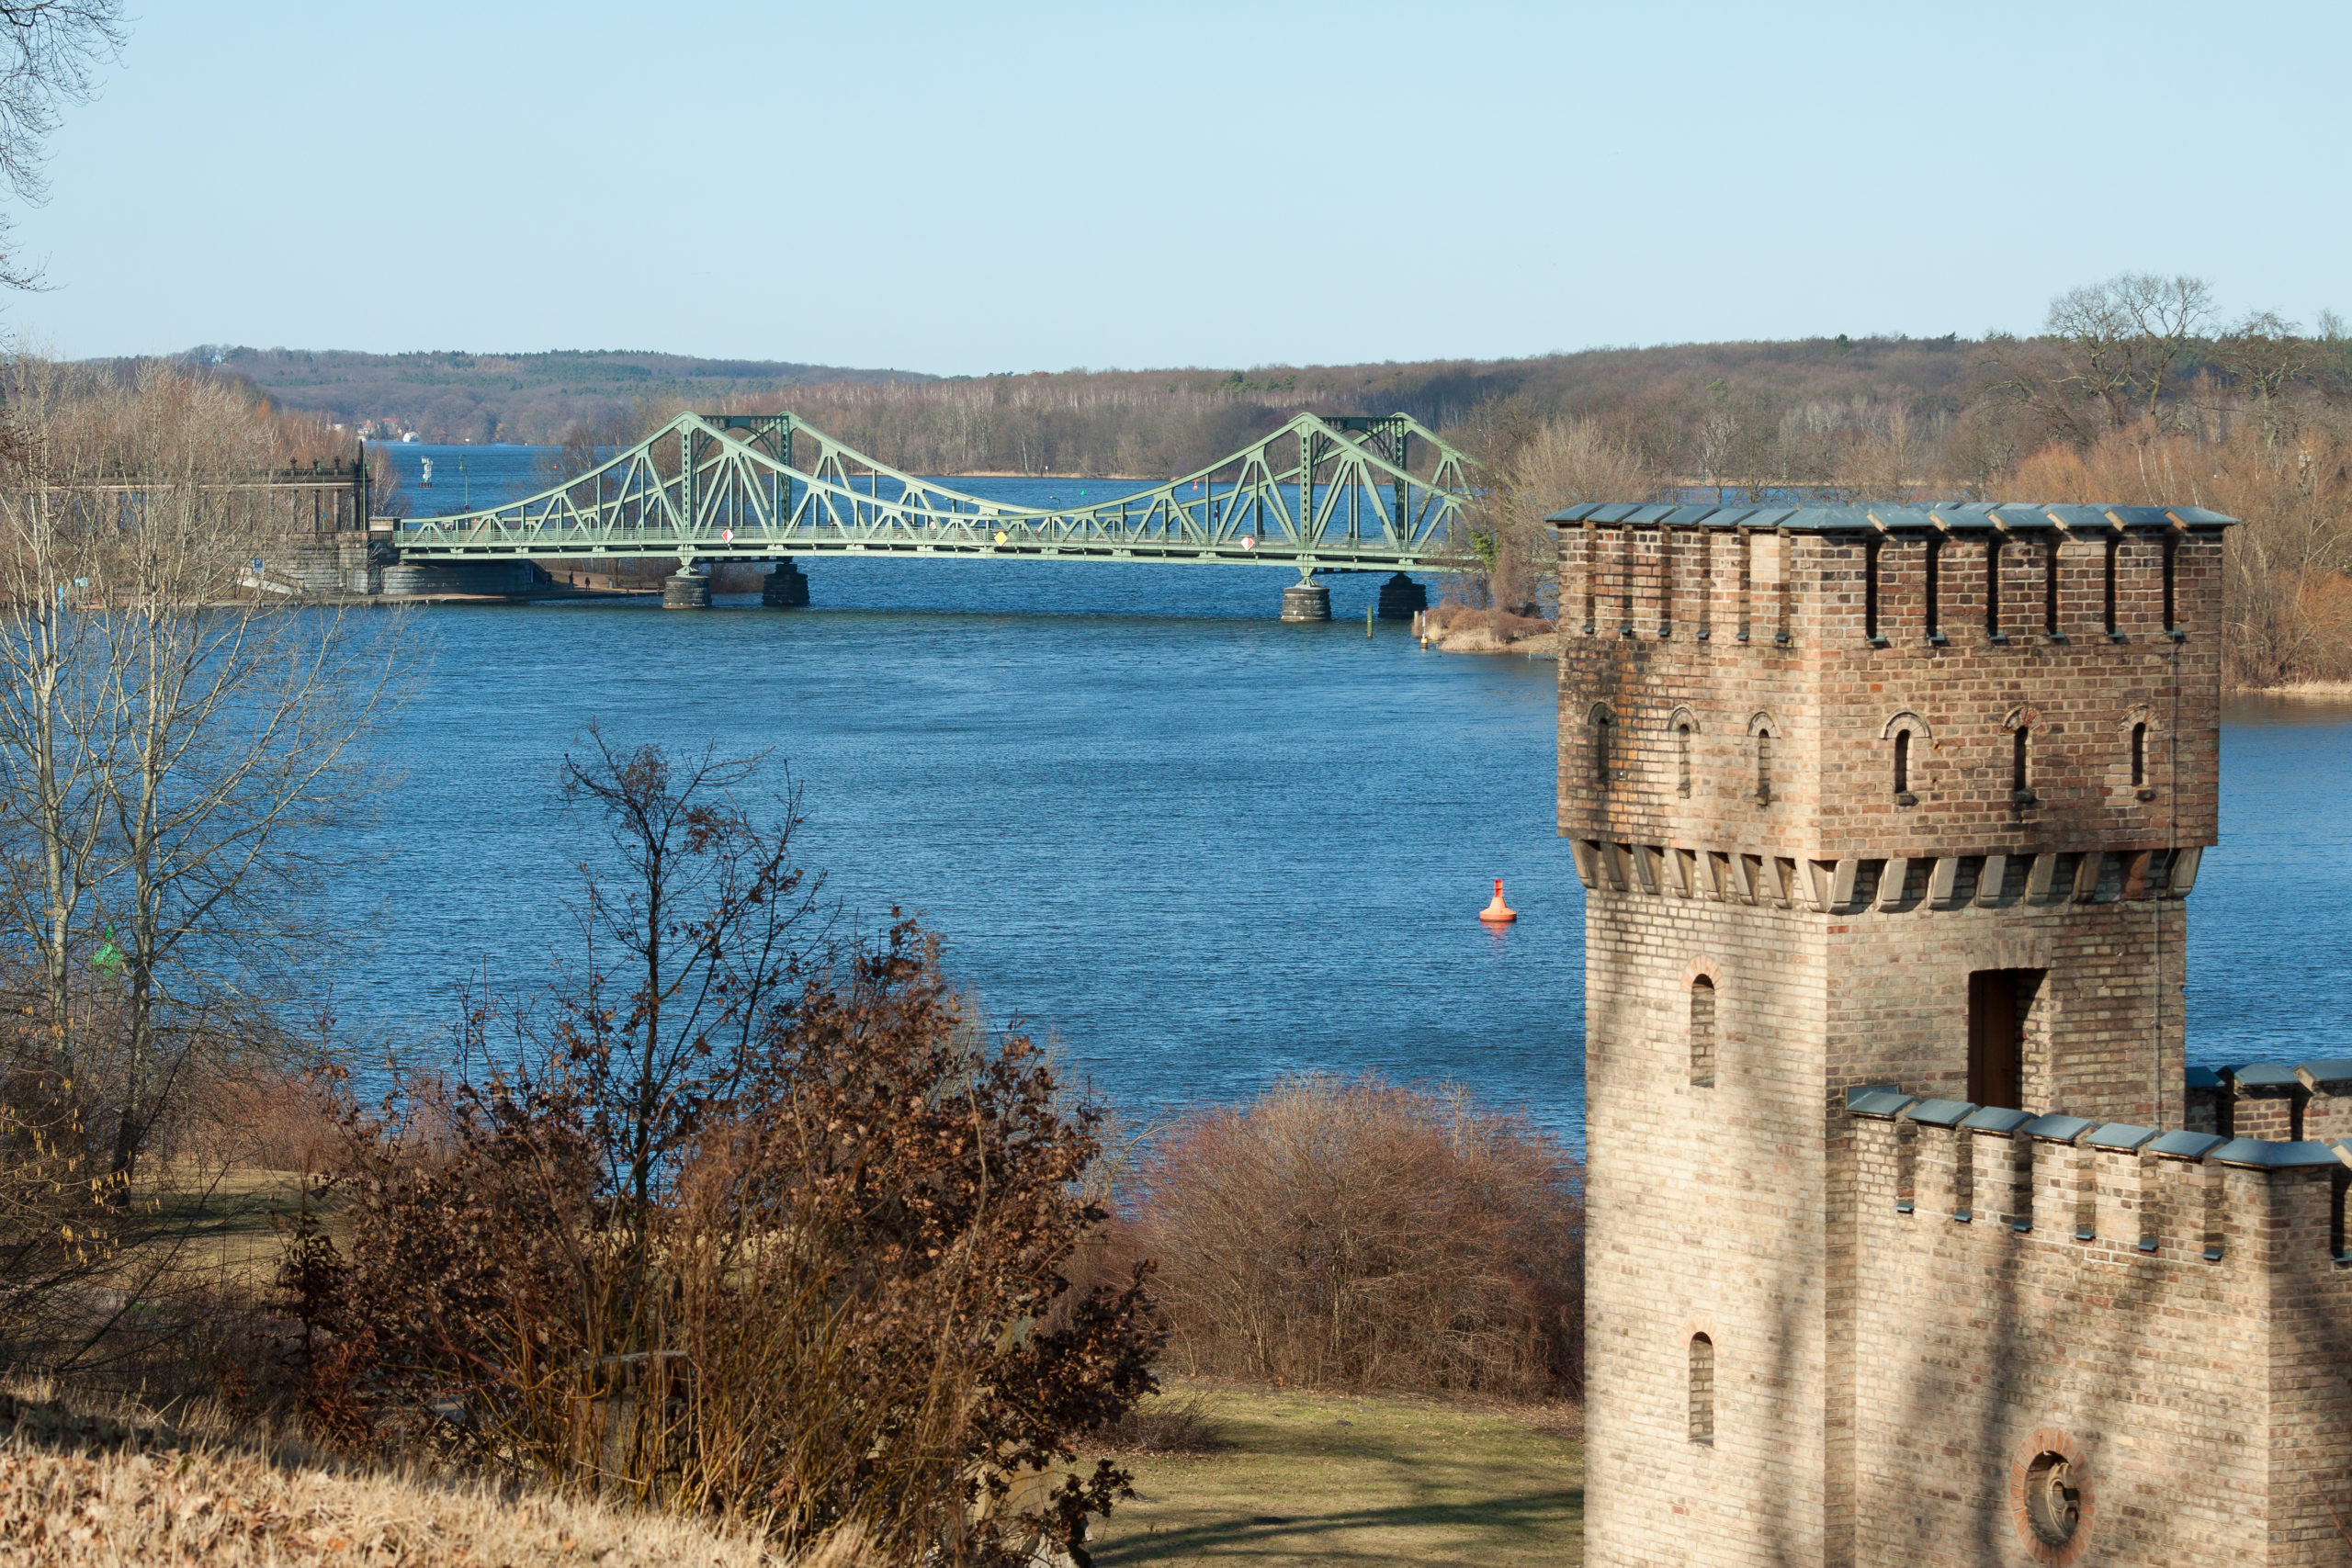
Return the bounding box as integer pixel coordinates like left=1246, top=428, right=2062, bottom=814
left=1552, top=501, right=2351, bottom=1567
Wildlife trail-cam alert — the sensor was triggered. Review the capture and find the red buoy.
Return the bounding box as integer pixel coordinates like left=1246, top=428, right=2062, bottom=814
left=1479, top=878, right=1518, bottom=923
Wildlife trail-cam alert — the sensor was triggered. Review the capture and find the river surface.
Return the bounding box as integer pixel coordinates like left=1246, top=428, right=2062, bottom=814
left=341, top=446, right=2352, bottom=1146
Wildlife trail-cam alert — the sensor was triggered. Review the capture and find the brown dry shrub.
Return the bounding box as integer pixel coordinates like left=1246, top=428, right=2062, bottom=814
left=1426, top=604, right=1555, bottom=644
left=178, top=1066, right=352, bottom=1174
left=1134, top=1074, right=1582, bottom=1398
left=294, top=922, right=1161, bottom=1567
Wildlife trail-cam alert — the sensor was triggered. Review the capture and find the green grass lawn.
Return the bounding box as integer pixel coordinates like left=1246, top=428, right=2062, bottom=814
left=1087, top=1381, right=1582, bottom=1567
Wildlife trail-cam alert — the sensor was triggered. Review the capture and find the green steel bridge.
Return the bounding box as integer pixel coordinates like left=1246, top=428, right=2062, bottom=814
left=386, top=410, right=1477, bottom=604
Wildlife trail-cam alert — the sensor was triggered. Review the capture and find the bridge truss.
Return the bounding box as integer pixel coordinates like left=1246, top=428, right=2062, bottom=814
left=390, top=411, right=1476, bottom=578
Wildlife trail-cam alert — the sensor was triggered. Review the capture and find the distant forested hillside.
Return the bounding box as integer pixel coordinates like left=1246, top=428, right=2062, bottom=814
left=690, top=338, right=1986, bottom=480
left=177, top=337, right=1995, bottom=468
left=161, top=346, right=932, bottom=445
left=130, top=277, right=2352, bottom=687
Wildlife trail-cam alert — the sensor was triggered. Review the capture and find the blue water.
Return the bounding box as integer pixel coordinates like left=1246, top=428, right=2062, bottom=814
left=2198, top=696, right=2352, bottom=1069
left=342, top=446, right=2352, bottom=1143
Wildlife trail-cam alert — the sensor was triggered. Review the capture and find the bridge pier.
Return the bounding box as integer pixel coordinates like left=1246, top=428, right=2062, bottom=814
left=662, top=563, right=711, bottom=610
left=1376, top=571, right=1428, bottom=619
left=762, top=558, right=810, bottom=607
left=1281, top=570, right=1331, bottom=622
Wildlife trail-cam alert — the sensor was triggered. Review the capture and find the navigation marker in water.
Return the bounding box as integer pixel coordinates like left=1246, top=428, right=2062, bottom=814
left=1478, top=880, right=1518, bottom=924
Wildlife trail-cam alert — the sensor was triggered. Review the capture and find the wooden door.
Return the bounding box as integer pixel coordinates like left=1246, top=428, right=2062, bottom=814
left=1968, top=969, right=2026, bottom=1110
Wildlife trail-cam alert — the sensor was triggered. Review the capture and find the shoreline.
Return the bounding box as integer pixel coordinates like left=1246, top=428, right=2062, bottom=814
left=2240, top=681, right=2352, bottom=698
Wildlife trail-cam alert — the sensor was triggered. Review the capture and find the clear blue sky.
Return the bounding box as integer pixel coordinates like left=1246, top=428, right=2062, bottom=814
left=11, top=1, right=2347, bottom=374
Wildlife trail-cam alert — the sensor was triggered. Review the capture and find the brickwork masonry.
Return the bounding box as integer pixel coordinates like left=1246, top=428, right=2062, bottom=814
left=1555, top=503, right=2352, bottom=1566
left=1847, top=1094, right=2352, bottom=1566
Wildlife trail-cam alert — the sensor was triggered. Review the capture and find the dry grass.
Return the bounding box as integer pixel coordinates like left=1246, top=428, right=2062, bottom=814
left=1087, top=1380, right=1582, bottom=1567
left=0, top=1444, right=820, bottom=1565
left=1421, top=607, right=1563, bottom=658
left=0, top=1385, right=838, bottom=1566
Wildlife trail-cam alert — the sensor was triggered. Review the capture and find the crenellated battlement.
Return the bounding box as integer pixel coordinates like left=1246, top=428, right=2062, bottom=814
left=1551, top=502, right=2231, bottom=865
left=1847, top=1086, right=2352, bottom=1274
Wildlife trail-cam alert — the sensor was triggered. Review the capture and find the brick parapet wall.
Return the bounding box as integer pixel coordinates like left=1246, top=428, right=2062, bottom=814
left=1849, top=1106, right=2352, bottom=1565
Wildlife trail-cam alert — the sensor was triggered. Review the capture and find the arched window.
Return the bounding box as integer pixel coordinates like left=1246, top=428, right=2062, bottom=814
left=2012, top=727, right=2031, bottom=799
left=1755, top=731, right=1773, bottom=804
left=1676, top=719, right=1694, bottom=797
left=1690, top=976, right=1716, bottom=1088
left=1893, top=729, right=1911, bottom=798
left=1689, top=1335, right=1715, bottom=1445
left=2131, top=721, right=2147, bottom=788
left=1592, top=708, right=1614, bottom=790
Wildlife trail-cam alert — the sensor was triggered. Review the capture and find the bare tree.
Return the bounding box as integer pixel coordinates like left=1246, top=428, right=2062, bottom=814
left=552, top=728, right=826, bottom=1230
left=0, top=360, right=411, bottom=1185
left=2216, top=310, right=2314, bottom=446
left=0, top=357, right=119, bottom=1071
left=2041, top=272, right=2215, bottom=427
left=1461, top=410, right=1658, bottom=615
left=1831, top=401, right=1943, bottom=502
left=0, top=3, right=122, bottom=288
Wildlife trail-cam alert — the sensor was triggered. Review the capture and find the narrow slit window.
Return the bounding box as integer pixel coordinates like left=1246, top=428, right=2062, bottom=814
left=1677, top=722, right=1693, bottom=797
left=2012, top=728, right=2031, bottom=796
left=1581, top=525, right=1597, bottom=634
left=1689, top=1335, right=1715, bottom=1444
left=1924, top=536, right=1942, bottom=640
left=1864, top=536, right=1882, bottom=642
left=1593, top=712, right=1613, bottom=790
left=1690, top=977, right=1716, bottom=1087
left=1658, top=526, right=1675, bottom=639
left=1736, top=533, right=1753, bottom=642
left=2104, top=536, right=2121, bottom=637
left=1985, top=536, right=2004, bottom=637
left=2131, top=722, right=2147, bottom=787
left=1755, top=731, right=1772, bottom=805
left=1893, top=730, right=1911, bottom=797
left=2043, top=534, right=2062, bottom=637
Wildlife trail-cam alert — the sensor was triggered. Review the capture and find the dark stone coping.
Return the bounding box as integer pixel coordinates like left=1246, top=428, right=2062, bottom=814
left=2085, top=1122, right=2159, bottom=1152
left=1960, top=1107, right=2035, bottom=1135
left=2213, top=1138, right=2343, bottom=1170
left=2024, top=1113, right=2098, bottom=1144
left=2183, top=1066, right=2225, bottom=1090
left=1848, top=1089, right=1917, bottom=1121
left=2299, top=1058, right=2352, bottom=1089
left=2149, top=1131, right=2228, bottom=1161
left=1906, top=1098, right=1977, bottom=1128
left=1846, top=1083, right=1904, bottom=1109
left=2227, top=1062, right=2303, bottom=1090
left=1546, top=502, right=2235, bottom=534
